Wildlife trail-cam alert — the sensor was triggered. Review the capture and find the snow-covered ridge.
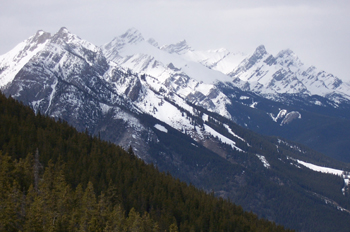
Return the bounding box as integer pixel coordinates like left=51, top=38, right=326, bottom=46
left=102, top=28, right=233, bottom=120
left=181, top=48, right=246, bottom=74
left=3, top=26, right=350, bottom=105
left=103, top=29, right=233, bottom=85
left=0, top=27, right=104, bottom=89
left=287, top=156, right=350, bottom=195
left=160, top=40, right=192, bottom=54
left=228, top=45, right=350, bottom=101
left=104, top=28, right=350, bottom=112
left=2, top=27, right=350, bottom=160
left=52, top=27, right=100, bottom=53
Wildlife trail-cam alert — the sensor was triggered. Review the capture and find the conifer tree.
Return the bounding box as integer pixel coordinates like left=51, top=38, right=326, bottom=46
left=34, top=148, right=41, bottom=192
left=80, top=181, right=98, bottom=231
left=169, top=222, right=179, bottom=232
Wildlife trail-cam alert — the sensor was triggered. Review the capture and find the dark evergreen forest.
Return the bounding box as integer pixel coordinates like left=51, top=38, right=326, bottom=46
left=0, top=92, right=293, bottom=231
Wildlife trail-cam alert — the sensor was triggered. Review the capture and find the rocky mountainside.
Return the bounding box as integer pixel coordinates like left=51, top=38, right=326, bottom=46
left=1, top=27, right=350, bottom=231
left=100, top=28, right=350, bottom=162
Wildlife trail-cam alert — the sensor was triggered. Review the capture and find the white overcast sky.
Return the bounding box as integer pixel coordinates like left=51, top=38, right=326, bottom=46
left=1, top=0, right=349, bottom=80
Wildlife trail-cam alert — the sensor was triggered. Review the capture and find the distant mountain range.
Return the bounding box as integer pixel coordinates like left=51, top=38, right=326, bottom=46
left=1, top=27, right=350, bottom=231
left=100, top=27, right=350, bottom=162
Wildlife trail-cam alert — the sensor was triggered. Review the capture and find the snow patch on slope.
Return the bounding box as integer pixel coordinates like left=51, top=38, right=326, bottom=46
left=280, top=111, right=301, bottom=125
left=204, top=124, right=244, bottom=152
left=297, top=160, right=344, bottom=176
left=270, top=109, right=287, bottom=122
left=154, top=124, right=168, bottom=133
left=269, top=109, right=301, bottom=125
left=100, top=103, right=113, bottom=114
left=256, top=154, right=270, bottom=169
left=223, top=124, right=245, bottom=142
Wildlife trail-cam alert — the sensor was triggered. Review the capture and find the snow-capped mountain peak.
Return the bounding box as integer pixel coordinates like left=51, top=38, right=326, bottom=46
left=160, top=39, right=193, bottom=54
left=51, top=27, right=76, bottom=45
left=28, top=30, right=52, bottom=49
left=245, top=45, right=268, bottom=68
left=101, top=28, right=148, bottom=62
left=253, top=45, right=267, bottom=58
left=50, top=27, right=101, bottom=54
left=120, top=28, right=145, bottom=44
left=53, top=27, right=70, bottom=38
left=228, top=44, right=350, bottom=99
left=101, top=28, right=234, bottom=118
left=0, top=30, right=51, bottom=88
left=276, top=48, right=294, bottom=57
left=274, top=48, right=303, bottom=67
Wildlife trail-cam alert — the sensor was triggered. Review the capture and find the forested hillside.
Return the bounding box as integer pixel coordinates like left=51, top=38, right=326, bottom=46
left=0, top=92, right=292, bottom=231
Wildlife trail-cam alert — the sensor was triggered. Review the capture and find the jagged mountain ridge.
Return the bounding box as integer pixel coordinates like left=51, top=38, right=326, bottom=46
left=1, top=27, right=350, bottom=231
left=229, top=45, right=350, bottom=100
left=100, top=27, right=350, bottom=118
left=103, top=28, right=350, bottom=102
left=2, top=27, right=350, bottom=162
left=102, top=28, right=233, bottom=118
left=100, top=28, right=350, bottom=162
left=0, top=27, right=246, bottom=162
